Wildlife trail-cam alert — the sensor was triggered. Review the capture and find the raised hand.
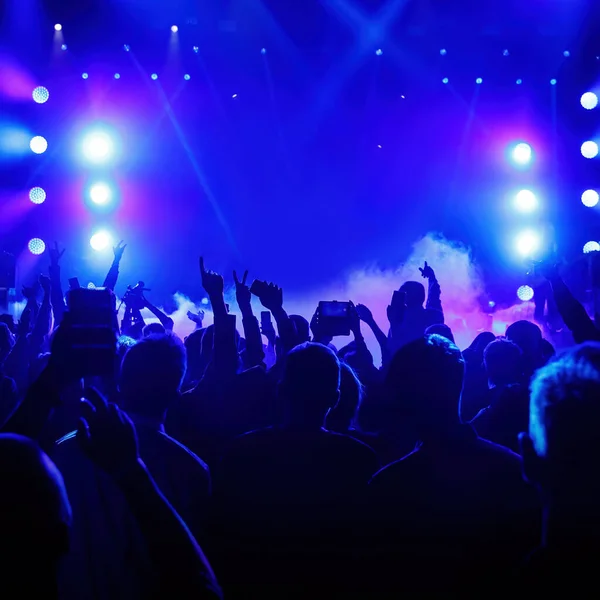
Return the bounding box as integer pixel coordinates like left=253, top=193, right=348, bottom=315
left=419, top=261, right=435, bottom=280
left=233, top=269, right=252, bottom=312
left=49, top=242, right=65, bottom=267
left=257, top=282, right=283, bottom=313
left=113, top=241, right=127, bottom=263
left=356, top=303, right=374, bottom=324
left=17, top=309, right=32, bottom=336
left=199, top=257, right=224, bottom=298
left=348, top=301, right=361, bottom=336
left=78, top=387, right=140, bottom=476
left=38, top=273, right=51, bottom=295
left=187, top=310, right=205, bottom=325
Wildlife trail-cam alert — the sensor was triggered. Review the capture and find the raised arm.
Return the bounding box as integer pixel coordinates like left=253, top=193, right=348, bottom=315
left=420, top=261, right=443, bottom=314
left=102, top=241, right=127, bottom=291
left=356, top=303, right=390, bottom=368
left=78, top=388, right=222, bottom=600
left=234, top=269, right=264, bottom=369
left=254, top=281, right=297, bottom=353
left=48, top=242, right=66, bottom=326
left=144, top=297, right=174, bottom=331
left=30, top=275, right=53, bottom=350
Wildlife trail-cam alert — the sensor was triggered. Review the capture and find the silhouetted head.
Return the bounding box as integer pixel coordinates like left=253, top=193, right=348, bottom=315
left=143, top=322, right=166, bottom=337
left=385, top=334, right=465, bottom=437
left=280, top=342, right=341, bottom=428
left=522, top=343, right=600, bottom=501
left=116, top=335, right=137, bottom=363
left=325, top=362, right=364, bottom=433
left=119, top=333, right=186, bottom=420
left=484, top=338, right=523, bottom=387
left=290, top=314, right=310, bottom=344
left=467, top=331, right=496, bottom=356
left=400, top=281, right=426, bottom=308
left=425, top=323, right=455, bottom=344
left=506, top=320, right=543, bottom=368
left=0, top=434, right=71, bottom=594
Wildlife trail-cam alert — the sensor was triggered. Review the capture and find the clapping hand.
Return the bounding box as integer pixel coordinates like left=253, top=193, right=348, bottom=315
left=233, top=269, right=252, bottom=312
left=78, top=387, right=140, bottom=476
left=356, top=303, right=374, bottom=324
left=113, top=241, right=127, bottom=263
left=419, top=261, right=435, bottom=280
left=199, top=257, right=224, bottom=298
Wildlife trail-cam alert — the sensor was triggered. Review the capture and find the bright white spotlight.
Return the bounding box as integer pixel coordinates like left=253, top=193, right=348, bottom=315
left=151, top=73, right=158, bottom=80
left=476, top=77, right=483, bottom=84
left=184, top=74, right=191, bottom=81
left=584, top=241, right=600, bottom=254
left=171, top=25, right=178, bottom=33
left=82, top=72, right=89, bottom=79
left=28, top=238, right=46, bottom=255
left=90, top=231, right=112, bottom=251
left=54, top=23, right=62, bottom=31
left=511, top=142, right=532, bottom=165
left=30, top=136, right=48, bottom=154
left=581, top=92, right=598, bottom=110
left=29, top=187, right=46, bottom=204
left=32, top=86, right=49, bottom=104
left=61, top=44, right=67, bottom=51
left=87, top=282, right=96, bottom=289
left=582, top=190, right=600, bottom=207
left=517, top=285, right=534, bottom=302
left=89, top=183, right=111, bottom=205
left=515, top=230, right=541, bottom=257
left=581, top=141, right=599, bottom=159
left=514, top=189, right=538, bottom=213
left=81, top=131, right=113, bottom=164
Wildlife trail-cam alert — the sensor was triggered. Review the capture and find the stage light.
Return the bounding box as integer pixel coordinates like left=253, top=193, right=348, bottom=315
left=261, top=48, right=266, bottom=55
left=30, top=136, right=47, bottom=154
left=584, top=241, right=600, bottom=254
left=193, top=46, right=199, bottom=53
left=550, top=79, right=557, bottom=85
left=442, top=78, right=449, bottom=84
left=61, top=44, right=67, bottom=51
left=581, top=92, right=599, bottom=110
left=29, top=187, right=46, bottom=204
left=171, top=25, right=178, bottom=33
left=503, top=49, right=509, bottom=56
left=582, top=190, right=600, bottom=207
left=375, top=49, right=383, bottom=56
left=201, top=297, right=209, bottom=305
left=515, top=230, right=541, bottom=257
left=89, top=183, right=111, bottom=205
left=81, top=131, right=113, bottom=164
left=90, top=231, right=111, bottom=251
left=517, top=285, right=534, bottom=302
left=516, top=79, right=522, bottom=85
left=514, top=189, right=538, bottom=213
left=232, top=93, right=238, bottom=98
left=563, top=50, right=570, bottom=57
left=28, top=238, right=46, bottom=255
left=511, top=142, right=532, bottom=165
left=87, top=282, right=96, bottom=289
left=582, top=141, right=599, bottom=159
left=82, top=73, right=89, bottom=79
left=476, top=78, right=483, bottom=84
left=54, top=24, right=62, bottom=31
left=151, top=73, right=158, bottom=80
left=184, top=74, right=190, bottom=81
left=123, top=44, right=130, bottom=52
left=440, top=49, right=447, bottom=55
left=114, top=73, right=120, bottom=79
left=32, top=86, right=49, bottom=104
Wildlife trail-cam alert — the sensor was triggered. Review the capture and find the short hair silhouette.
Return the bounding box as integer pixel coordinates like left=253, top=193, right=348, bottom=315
left=399, top=281, right=426, bottom=308
left=484, top=338, right=523, bottom=387
left=290, top=314, right=310, bottom=343
left=143, top=322, right=166, bottom=337
left=425, top=323, right=455, bottom=344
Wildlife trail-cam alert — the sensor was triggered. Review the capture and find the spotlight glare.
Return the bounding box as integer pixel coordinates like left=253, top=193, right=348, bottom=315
left=89, top=183, right=111, bottom=205
left=81, top=131, right=114, bottom=164
left=261, top=48, right=266, bottom=55
left=32, top=86, right=50, bottom=104
left=476, top=77, right=483, bottom=84
left=515, top=230, right=541, bottom=257
left=440, top=49, right=447, bottom=55
left=550, top=78, right=557, bottom=85
left=54, top=23, right=62, bottom=31
left=171, top=25, right=178, bottom=33
left=30, top=136, right=48, bottom=154
left=151, top=73, right=158, bottom=80
left=61, top=44, right=67, bottom=51
left=232, top=93, right=238, bottom=98
left=563, top=50, right=570, bottom=57
left=87, top=282, right=96, bottom=289
left=503, top=49, right=509, bottom=56
left=375, top=48, right=383, bottom=56
left=123, top=44, right=130, bottom=52
left=510, top=142, right=533, bottom=166
left=582, top=189, right=600, bottom=208
left=581, top=141, right=599, bottom=159
left=82, top=72, right=89, bottom=79
left=517, top=285, right=534, bottom=302
left=581, top=92, right=598, bottom=110
left=584, top=241, right=600, bottom=254
left=516, top=78, right=522, bottom=85
left=29, top=187, right=46, bottom=205
left=442, top=77, right=449, bottom=84
left=114, top=73, right=120, bottom=79
left=193, top=46, right=199, bottom=53
left=201, top=297, right=209, bottom=305
left=28, top=238, right=46, bottom=255
left=184, top=73, right=190, bottom=81
left=514, top=189, right=538, bottom=213
left=90, top=231, right=112, bottom=251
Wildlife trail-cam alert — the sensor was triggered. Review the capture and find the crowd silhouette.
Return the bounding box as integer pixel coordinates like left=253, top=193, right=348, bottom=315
left=0, top=240, right=599, bottom=598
